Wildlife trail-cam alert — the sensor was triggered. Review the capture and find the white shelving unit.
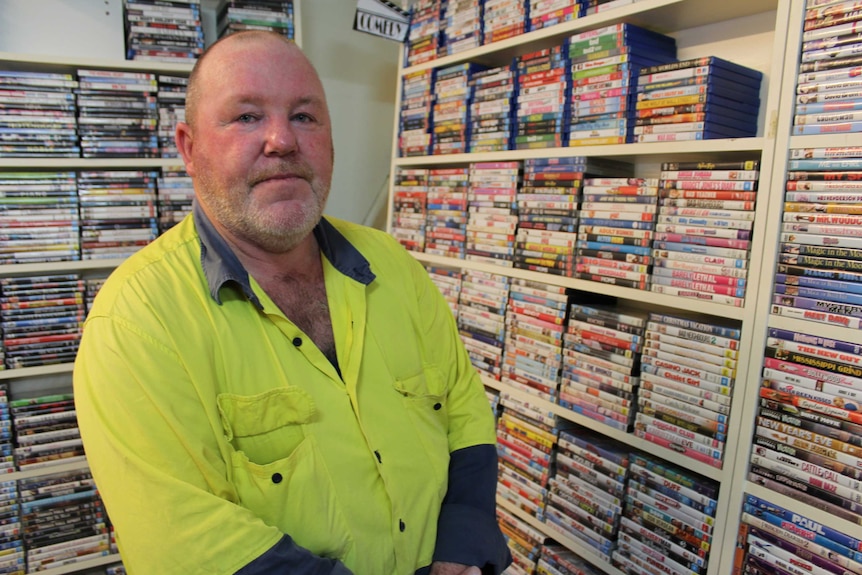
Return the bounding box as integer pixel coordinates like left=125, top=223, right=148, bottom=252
left=382, top=2, right=847, bottom=575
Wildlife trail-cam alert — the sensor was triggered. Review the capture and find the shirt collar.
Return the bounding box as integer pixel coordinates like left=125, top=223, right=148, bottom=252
left=194, top=200, right=376, bottom=308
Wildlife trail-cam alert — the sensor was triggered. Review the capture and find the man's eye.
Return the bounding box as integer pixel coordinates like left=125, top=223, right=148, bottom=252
left=237, top=114, right=257, bottom=123
left=293, top=113, right=314, bottom=123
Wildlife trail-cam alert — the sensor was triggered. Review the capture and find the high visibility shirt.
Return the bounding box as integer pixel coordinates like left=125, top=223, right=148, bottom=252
left=74, top=205, right=506, bottom=574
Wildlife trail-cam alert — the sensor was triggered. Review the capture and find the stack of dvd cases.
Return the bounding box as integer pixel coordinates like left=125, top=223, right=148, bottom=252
left=78, top=170, right=159, bottom=260
left=528, top=0, right=580, bottom=32
left=517, top=157, right=581, bottom=239
left=433, top=63, right=485, bottom=155
left=399, top=69, right=434, bottom=157
left=0, top=474, right=19, bottom=573
left=469, top=64, right=516, bottom=153
left=739, top=494, right=862, bottom=575
left=18, top=468, right=110, bottom=572
left=575, top=176, right=657, bottom=289
left=0, top=71, right=79, bottom=159
left=0, top=385, right=12, bottom=471
left=0, top=171, right=80, bottom=264
left=496, top=507, right=545, bottom=575
left=502, top=278, right=568, bottom=400
left=156, top=74, right=187, bottom=158
left=567, top=24, right=676, bottom=147
left=755, top=328, right=862, bottom=524
left=12, top=393, right=81, bottom=471
left=516, top=46, right=569, bottom=150
left=390, top=168, right=428, bottom=253
left=124, top=0, right=204, bottom=63
left=773, top=147, right=862, bottom=327
left=156, top=166, right=194, bottom=233
left=405, top=0, right=441, bottom=67
left=217, top=1, right=295, bottom=40
left=538, top=543, right=609, bottom=575
left=546, top=429, right=630, bottom=562
left=495, top=405, right=558, bottom=521
left=561, top=303, right=645, bottom=432
left=638, top=313, right=739, bottom=469
left=793, top=3, right=862, bottom=136
left=424, top=265, right=461, bottom=317
left=425, top=167, right=468, bottom=258
left=76, top=69, right=159, bottom=159
left=514, top=158, right=582, bottom=277
left=439, top=0, right=482, bottom=56
left=0, top=275, right=85, bottom=370
left=465, top=161, right=519, bottom=267
left=651, top=160, right=759, bottom=306
left=616, top=453, right=718, bottom=575
left=633, top=56, right=762, bottom=143
left=458, top=270, right=509, bottom=381
left=482, top=0, right=526, bottom=45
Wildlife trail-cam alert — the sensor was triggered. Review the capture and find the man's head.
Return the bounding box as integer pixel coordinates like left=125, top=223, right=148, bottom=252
left=176, top=32, right=334, bottom=254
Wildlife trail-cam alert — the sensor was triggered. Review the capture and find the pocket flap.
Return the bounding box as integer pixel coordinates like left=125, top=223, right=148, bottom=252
left=217, top=388, right=316, bottom=441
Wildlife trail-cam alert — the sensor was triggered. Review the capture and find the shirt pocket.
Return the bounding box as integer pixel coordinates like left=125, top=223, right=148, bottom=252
left=392, top=366, right=450, bottom=472
left=218, top=388, right=354, bottom=559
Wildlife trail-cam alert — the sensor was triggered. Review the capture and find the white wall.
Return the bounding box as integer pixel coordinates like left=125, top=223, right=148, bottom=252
left=0, top=0, right=400, bottom=229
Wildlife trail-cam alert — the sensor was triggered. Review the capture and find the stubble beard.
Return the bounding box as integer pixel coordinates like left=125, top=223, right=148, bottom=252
left=199, top=163, right=329, bottom=254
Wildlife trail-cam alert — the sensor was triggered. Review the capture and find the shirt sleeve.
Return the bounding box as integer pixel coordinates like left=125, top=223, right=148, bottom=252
left=74, top=313, right=341, bottom=574
left=234, top=536, right=353, bottom=575
left=433, top=445, right=512, bottom=574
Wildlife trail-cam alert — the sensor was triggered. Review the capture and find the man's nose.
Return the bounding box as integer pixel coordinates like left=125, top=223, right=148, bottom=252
left=263, top=116, right=298, bottom=155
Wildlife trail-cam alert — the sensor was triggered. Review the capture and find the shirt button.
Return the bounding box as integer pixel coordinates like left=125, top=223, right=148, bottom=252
left=292, top=337, right=302, bottom=347
left=399, top=520, right=405, bottom=532
left=272, top=473, right=283, bottom=484
left=433, top=402, right=442, bottom=410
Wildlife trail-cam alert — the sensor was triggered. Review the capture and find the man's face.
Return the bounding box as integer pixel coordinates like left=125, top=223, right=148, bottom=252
left=178, top=36, right=334, bottom=253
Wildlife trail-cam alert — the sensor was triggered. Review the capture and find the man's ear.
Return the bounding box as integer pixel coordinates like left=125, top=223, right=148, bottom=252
left=175, top=122, right=196, bottom=176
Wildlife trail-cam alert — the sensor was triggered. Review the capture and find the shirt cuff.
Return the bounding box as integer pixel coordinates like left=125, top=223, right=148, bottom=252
left=234, top=535, right=353, bottom=575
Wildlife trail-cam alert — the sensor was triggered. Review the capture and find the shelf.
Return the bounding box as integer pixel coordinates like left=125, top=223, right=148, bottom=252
left=402, top=0, right=778, bottom=75
left=0, top=259, right=126, bottom=276
left=768, top=314, right=862, bottom=347
left=743, top=482, right=862, bottom=543
left=483, top=375, right=725, bottom=482
left=0, top=158, right=186, bottom=169
left=0, top=363, right=73, bottom=381
left=35, top=552, right=122, bottom=575
left=3, top=458, right=89, bottom=482
left=496, top=496, right=626, bottom=575
left=0, top=50, right=193, bottom=74
left=394, top=138, right=767, bottom=167
left=414, top=252, right=746, bottom=321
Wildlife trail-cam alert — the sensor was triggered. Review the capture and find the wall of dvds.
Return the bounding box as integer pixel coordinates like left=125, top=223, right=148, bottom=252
left=0, top=2, right=299, bottom=574
left=388, top=2, right=862, bottom=575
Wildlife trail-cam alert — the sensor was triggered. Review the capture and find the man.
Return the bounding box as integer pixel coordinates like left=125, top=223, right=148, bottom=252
left=74, top=31, right=511, bottom=575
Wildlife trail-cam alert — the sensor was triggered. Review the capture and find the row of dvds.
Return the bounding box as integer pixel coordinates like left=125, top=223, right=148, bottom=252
left=429, top=264, right=745, bottom=469
left=751, top=324, right=862, bottom=525
left=216, top=0, right=296, bottom=42
left=0, top=274, right=108, bottom=372
left=737, top=493, right=862, bottom=575
left=0, top=68, right=187, bottom=159
left=397, top=157, right=762, bottom=307
left=123, top=0, right=205, bottom=64
left=404, top=0, right=649, bottom=64
left=398, top=24, right=762, bottom=154
left=0, top=168, right=191, bottom=264
left=791, top=1, right=862, bottom=136
left=490, top=394, right=721, bottom=575
left=773, top=147, right=862, bottom=328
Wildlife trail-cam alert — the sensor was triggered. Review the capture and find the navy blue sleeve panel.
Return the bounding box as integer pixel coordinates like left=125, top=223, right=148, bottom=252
left=431, top=444, right=513, bottom=575
left=234, top=535, right=354, bottom=575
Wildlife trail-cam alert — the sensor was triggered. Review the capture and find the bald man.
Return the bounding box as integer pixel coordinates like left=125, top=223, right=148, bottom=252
left=74, top=31, right=510, bottom=575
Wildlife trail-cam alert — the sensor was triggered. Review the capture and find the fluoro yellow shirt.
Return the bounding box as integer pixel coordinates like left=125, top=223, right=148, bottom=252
left=74, top=208, right=499, bottom=574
